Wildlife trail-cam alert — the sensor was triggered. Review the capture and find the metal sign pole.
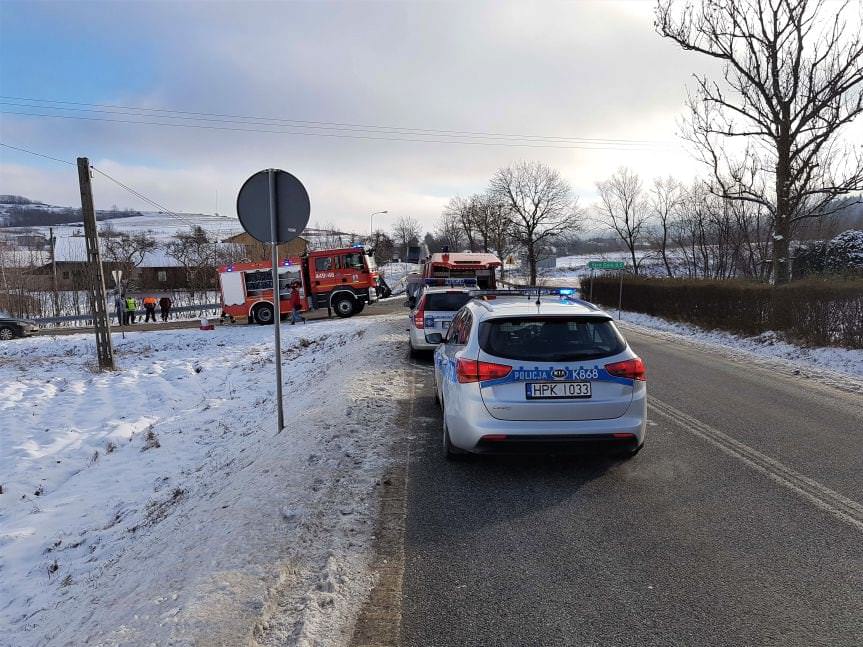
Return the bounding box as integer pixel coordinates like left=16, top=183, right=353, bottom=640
left=268, top=169, right=285, bottom=432
left=236, top=167, right=310, bottom=435
left=617, top=272, right=623, bottom=321
left=589, top=269, right=594, bottom=302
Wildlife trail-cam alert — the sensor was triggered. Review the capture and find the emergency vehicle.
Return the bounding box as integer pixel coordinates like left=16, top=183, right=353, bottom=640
left=218, top=245, right=379, bottom=323
left=431, top=288, right=646, bottom=459
left=421, top=251, right=502, bottom=289
left=407, top=278, right=477, bottom=354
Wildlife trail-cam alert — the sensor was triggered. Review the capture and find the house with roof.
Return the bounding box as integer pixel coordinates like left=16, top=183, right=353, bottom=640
left=26, top=237, right=224, bottom=291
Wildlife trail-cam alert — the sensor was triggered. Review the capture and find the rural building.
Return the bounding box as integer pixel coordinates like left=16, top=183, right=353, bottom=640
left=26, top=238, right=222, bottom=291
left=221, top=232, right=309, bottom=260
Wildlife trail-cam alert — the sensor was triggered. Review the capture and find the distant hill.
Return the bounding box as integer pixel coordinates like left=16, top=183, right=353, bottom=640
left=0, top=197, right=146, bottom=227
left=0, top=195, right=46, bottom=206
left=0, top=196, right=245, bottom=245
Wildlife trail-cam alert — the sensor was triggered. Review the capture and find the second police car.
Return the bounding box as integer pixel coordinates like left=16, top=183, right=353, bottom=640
left=407, top=279, right=477, bottom=355
left=431, top=288, right=647, bottom=459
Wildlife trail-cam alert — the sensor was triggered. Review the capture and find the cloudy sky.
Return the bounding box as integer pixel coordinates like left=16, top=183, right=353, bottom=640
left=0, top=0, right=745, bottom=233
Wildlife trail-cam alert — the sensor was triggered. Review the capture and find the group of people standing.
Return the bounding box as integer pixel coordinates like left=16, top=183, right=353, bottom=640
left=114, top=293, right=172, bottom=325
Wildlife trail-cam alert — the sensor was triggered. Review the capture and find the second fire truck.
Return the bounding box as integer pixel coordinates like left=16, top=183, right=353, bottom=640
left=218, top=245, right=380, bottom=323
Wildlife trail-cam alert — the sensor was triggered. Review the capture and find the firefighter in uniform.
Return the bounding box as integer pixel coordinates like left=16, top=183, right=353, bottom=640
left=143, top=296, right=158, bottom=322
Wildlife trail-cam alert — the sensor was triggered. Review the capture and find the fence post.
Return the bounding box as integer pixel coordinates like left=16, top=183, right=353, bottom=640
left=617, top=273, right=623, bottom=320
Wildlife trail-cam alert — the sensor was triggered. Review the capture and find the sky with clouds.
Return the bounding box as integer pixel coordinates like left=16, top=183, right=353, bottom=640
left=1, top=0, right=856, bottom=235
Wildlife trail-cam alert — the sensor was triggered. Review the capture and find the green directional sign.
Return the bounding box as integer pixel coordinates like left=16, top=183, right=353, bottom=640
left=587, top=260, right=625, bottom=270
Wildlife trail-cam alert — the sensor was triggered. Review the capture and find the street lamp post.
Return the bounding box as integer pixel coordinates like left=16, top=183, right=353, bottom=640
left=369, top=210, right=388, bottom=236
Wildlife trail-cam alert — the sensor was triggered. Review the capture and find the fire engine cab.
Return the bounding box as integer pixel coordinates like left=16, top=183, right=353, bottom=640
left=421, top=251, right=502, bottom=288
left=218, top=245, right=379, bottom=323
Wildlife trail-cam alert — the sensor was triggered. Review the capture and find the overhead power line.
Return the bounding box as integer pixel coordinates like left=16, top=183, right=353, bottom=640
left=0, top=140, right=197, bottom=228
left=0, top=95, right=673, bottom=147
left=88, top=166, right=198, bottom=228
left=1, top=109, right=677, bottom=152
left=0, top=141, right=74, bottom=165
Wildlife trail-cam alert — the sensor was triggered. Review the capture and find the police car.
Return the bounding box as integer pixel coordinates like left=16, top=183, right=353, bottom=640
left=407, top=279, right=477, bottom=355
left=431, top=289, right=646, bottom=459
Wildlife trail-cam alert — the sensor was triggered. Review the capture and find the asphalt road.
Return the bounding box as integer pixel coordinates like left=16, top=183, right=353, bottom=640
left=398, top=326, right=863, bottom=647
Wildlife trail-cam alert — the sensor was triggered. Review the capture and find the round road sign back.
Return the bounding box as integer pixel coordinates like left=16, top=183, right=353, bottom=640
left=236, top=169, right=310, bottom=244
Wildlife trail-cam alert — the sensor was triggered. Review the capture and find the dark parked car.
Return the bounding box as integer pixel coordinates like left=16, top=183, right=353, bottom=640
left=0, top=317, right=38, bottom=340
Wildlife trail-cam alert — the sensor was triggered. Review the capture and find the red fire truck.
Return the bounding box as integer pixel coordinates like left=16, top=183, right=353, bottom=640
left=218, top=245, right=380, bottom=323
left=422, top=251, right=501, bottom=288
left=406, top=251, right=502, bottom=305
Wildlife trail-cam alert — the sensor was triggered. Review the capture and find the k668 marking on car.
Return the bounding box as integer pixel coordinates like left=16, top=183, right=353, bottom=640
left=433, top=289, right=647, bottom=459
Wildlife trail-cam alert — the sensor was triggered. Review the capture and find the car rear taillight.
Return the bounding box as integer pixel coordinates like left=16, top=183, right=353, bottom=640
left=456, top=358, right=512, bottom=383
left=414, top=298, right=425, bottom=329
left=605, top=357, right=646, bottom=381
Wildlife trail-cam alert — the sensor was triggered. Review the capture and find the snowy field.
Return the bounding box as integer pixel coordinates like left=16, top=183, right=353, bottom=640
left=1, top=211, right=245, bottom=247
left=0, top=315, right=410, bottom=646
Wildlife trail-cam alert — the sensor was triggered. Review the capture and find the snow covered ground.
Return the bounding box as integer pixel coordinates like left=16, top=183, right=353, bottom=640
left=616, top=310, right=863, bottom=384
left=0, top=315, right=410, bottom=646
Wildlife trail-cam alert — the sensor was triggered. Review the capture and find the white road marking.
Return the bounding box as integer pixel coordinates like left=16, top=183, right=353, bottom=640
left=649, top=397, right=863, bottom=533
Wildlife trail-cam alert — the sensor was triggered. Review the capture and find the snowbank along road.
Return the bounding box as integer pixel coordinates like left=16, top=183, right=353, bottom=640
left=0, top=302, right=411, bottom=646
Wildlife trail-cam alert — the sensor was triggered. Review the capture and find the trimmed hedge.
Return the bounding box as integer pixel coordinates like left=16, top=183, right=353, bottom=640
left=590, top=276, right=863, bottom=349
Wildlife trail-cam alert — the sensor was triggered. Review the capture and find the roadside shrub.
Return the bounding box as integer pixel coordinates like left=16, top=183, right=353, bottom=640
left=590, top=276, right=863, bottom=349
left=794, top=229, right=863, bottom=277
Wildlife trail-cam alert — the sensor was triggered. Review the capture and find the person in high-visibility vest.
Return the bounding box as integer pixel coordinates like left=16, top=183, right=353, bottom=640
left=125, top=296, right=137, bottom=324
left=142, top=296, right=158, bottom=322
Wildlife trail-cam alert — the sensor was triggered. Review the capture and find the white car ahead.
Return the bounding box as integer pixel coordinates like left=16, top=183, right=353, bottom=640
left=432, top=290, right=647, bottom=459
left=408, top=284, right=475, bottom=354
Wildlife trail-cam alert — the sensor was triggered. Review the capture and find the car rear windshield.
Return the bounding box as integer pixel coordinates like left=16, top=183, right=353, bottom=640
left=423, top=292, right=473, bottom=311
left=478, top=316, right=626, bottom=361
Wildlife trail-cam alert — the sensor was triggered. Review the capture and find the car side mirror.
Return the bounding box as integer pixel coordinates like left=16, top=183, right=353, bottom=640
left=426, top=332, right=444, bottom=344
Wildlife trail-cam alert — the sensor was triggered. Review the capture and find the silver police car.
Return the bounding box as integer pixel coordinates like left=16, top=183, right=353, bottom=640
left=408, top=281, right=476, bottom=355
left=432, top=290, right=646, bottom=459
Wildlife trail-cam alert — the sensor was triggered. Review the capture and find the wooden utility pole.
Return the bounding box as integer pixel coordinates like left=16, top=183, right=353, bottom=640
left=77, top=157, right=115, bottom=370
left=49, top=227, right=60, bottom=317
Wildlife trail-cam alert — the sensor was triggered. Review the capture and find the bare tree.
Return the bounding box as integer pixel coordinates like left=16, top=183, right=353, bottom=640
left=443, top=196, right=479, bottom=251
left=656, top=0, right=863, bottom=283
left=434, top=209, right=465, bottom=251
left=391, top=215, right=422, bottom=258
left=467, top=194, right=497, bottom=252
left=165, top=226, right=223, bottom=305
left=486, top=201, right=516, bottom=263
left=595, top=167, right=650, bottom=275
left=649, top=176, right=684, bottom=277
left=490, top=162, right=581, bottom=285
left=99, top=224, right=157, bottom=290
left=369, top=230, right=395, bottom=265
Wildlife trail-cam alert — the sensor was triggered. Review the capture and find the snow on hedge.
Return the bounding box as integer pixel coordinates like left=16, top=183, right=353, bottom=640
left=794, top=229, right=863, bottom=276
